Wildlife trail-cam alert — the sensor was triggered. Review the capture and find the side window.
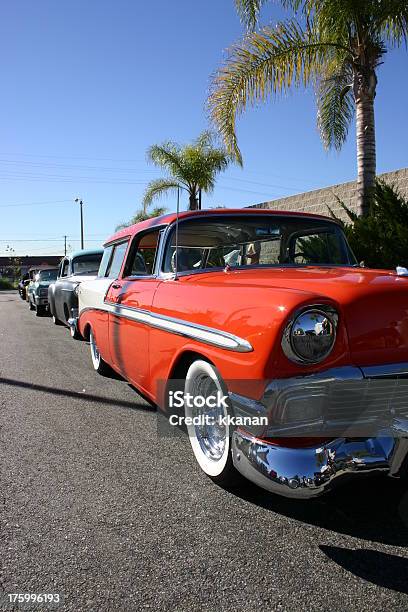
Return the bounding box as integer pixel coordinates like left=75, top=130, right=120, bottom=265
left=60, top=259, right=69, bottom=277
left=123, top=230, right=160, bottom=277
left=98, top=246, right=113, bottom=277
left=291, top=232, right=342, bottom=264
left=106, top=241, right=129, bottom=279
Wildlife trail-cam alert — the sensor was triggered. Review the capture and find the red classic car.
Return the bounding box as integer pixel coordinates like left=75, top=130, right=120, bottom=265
left=76, top=209, right=408, bottom=498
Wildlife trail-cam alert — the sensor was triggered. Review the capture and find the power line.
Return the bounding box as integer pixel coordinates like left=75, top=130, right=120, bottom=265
left=215, top=185, right=282, bottom=198
left=0, top=150, right=324, bottom=187
left=0, top=175, right=150, bottom=186
left=1, top=239, right=103, bottom=242
left=0, top=168, right=304, bottom=193
left=0, top=199, right=71, bottom=208
left=0, top=152, right=146, bottom=163
left=0, top=170, right=150, bottom=182
left=0, top=174, right=288, bottom=197
left=0, top=158, right=314, bottom=191
left=0, top=159, right=157, bottom=174
left=0, top=159, right=311, bottom=191
left=223, top=176, right=303, bottom=192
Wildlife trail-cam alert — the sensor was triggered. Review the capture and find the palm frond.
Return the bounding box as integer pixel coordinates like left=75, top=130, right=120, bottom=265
left=193, top=130, right=216, bottom=149
left=377, top=0, right=408, bottom=46
left=115, top=206, right=168, bottom=231
left=149, top=206, right=168, bottom=218
left=142, top=178, right=183, bottom=210
left=234, top=0, right=304, bottom=30
left=234, top=0, right=268, bottom=30
left=317, top=59, right=354, bottom=149
left=146, top=143, right=188, bottom=184
left=209, top=19, right=348, bottom=163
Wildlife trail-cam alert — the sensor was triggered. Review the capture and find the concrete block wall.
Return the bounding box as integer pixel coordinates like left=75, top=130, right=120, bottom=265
left=249, top=167, right=408, bottom=221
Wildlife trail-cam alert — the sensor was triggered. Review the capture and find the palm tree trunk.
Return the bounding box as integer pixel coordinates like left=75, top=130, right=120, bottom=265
left=189, top=190, right=199, bottom=210
left=355, top=70, right=377, bottom=217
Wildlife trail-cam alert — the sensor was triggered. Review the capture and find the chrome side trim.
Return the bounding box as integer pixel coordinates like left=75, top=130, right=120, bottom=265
left=362, top=363, right=408, bottom=379
left=95, top=302, right=254, bottom=353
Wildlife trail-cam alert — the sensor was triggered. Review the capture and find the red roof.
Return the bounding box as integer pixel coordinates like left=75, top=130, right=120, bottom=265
left=105, top=208, right=337, bottom=246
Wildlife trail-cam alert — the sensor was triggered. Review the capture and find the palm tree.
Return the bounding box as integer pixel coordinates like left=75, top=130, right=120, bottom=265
left=143, top=131, right=233, bottom=211
left=209, top=0, right=408, bottom=216
left=115, top=206, right=167, bottom=231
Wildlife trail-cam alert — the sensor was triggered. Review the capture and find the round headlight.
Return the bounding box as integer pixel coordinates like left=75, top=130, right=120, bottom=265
left=282, top=306, right=338, bottom=364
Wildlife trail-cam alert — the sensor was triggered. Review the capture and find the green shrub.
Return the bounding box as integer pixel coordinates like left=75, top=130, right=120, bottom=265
left=330, top=181, right=408, bottom=270
left=0, top=277, right=15, bottom=290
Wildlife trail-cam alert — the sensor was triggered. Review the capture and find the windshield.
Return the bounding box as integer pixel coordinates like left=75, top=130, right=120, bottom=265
left=163, top=215, right=356, bottom=273
left=72, top=253, right=103, bottom=275
left=37, top=269, right=58, bottom=282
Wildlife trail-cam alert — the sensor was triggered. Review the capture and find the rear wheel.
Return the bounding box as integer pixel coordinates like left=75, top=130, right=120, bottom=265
left=89, top=329, right=111, bottom=375
left=52, top=314, right=63, bottom=326
left=184, top=359, right=241, bottom=487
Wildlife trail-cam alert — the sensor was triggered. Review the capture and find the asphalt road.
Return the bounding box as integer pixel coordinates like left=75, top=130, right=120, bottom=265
left=1, top=291, right=408, bottom=612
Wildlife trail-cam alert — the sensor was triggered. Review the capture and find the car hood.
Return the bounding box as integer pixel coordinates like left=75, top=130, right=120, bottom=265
left=182, top=265, right=403, bottom=294
left=183, top=266, right=408, bottom=367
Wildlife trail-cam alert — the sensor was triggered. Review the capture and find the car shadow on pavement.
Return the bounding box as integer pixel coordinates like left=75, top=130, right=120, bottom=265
left=319, top=545, right=408, bottom=594
left=228, top=476, right=408, bottom=547
left=0, top=376, right=156, bottom=413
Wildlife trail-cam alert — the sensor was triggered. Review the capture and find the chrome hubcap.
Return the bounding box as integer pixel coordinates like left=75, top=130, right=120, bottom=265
left=90, top=332, right=100, bottom=366
left=190, top=374, right=227, bottom=461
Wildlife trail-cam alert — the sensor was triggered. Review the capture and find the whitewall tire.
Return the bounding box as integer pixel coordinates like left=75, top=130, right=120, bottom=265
left=184, top=360, right=239, bottom=486
left=89, top=329, right=111, bottom=376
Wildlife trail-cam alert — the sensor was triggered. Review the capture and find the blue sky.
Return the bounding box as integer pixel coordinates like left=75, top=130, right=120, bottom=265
left=0, top=0, right=407, bottom=256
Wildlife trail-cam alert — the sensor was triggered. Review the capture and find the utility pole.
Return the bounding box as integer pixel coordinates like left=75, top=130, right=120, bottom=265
left=74, top=198, right=84, bottom=249
left=63, top=235, right=67, bottom=256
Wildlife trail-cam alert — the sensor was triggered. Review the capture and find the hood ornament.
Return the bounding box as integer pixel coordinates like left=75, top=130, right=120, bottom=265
left=396, top=266, right=408, bottom=276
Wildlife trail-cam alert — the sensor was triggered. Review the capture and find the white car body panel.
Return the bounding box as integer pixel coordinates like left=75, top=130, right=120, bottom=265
left=78, top=277, right=113, bottom=314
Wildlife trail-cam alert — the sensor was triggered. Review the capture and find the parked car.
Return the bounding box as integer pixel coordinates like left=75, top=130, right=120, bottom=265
left=18, top=274, right=30, bottom=300
left=48, top=249, right=103, bottom=338
left=75, top=209, right=408, bottom=498
left=27, top=268, right=58, bottom=316
left=24, top=267, right=42, bottom=302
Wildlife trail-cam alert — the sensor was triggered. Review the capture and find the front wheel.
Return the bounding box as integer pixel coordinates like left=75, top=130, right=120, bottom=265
left=36, top=305, right=45, bottom=316
left=184, top=359, right=240, bottom=487
left=89, top=329, right=111, bottom=375
left=70, top=324, right=81, bottom=340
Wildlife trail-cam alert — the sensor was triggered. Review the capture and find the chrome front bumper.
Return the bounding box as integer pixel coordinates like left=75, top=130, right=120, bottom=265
left=229, top=363, right=408, bottom=498
left=68, top=308, right=79, bottom=335
left=232, top=424, right=408, bottom=498
left=34, top=296, right=48, bottom=306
